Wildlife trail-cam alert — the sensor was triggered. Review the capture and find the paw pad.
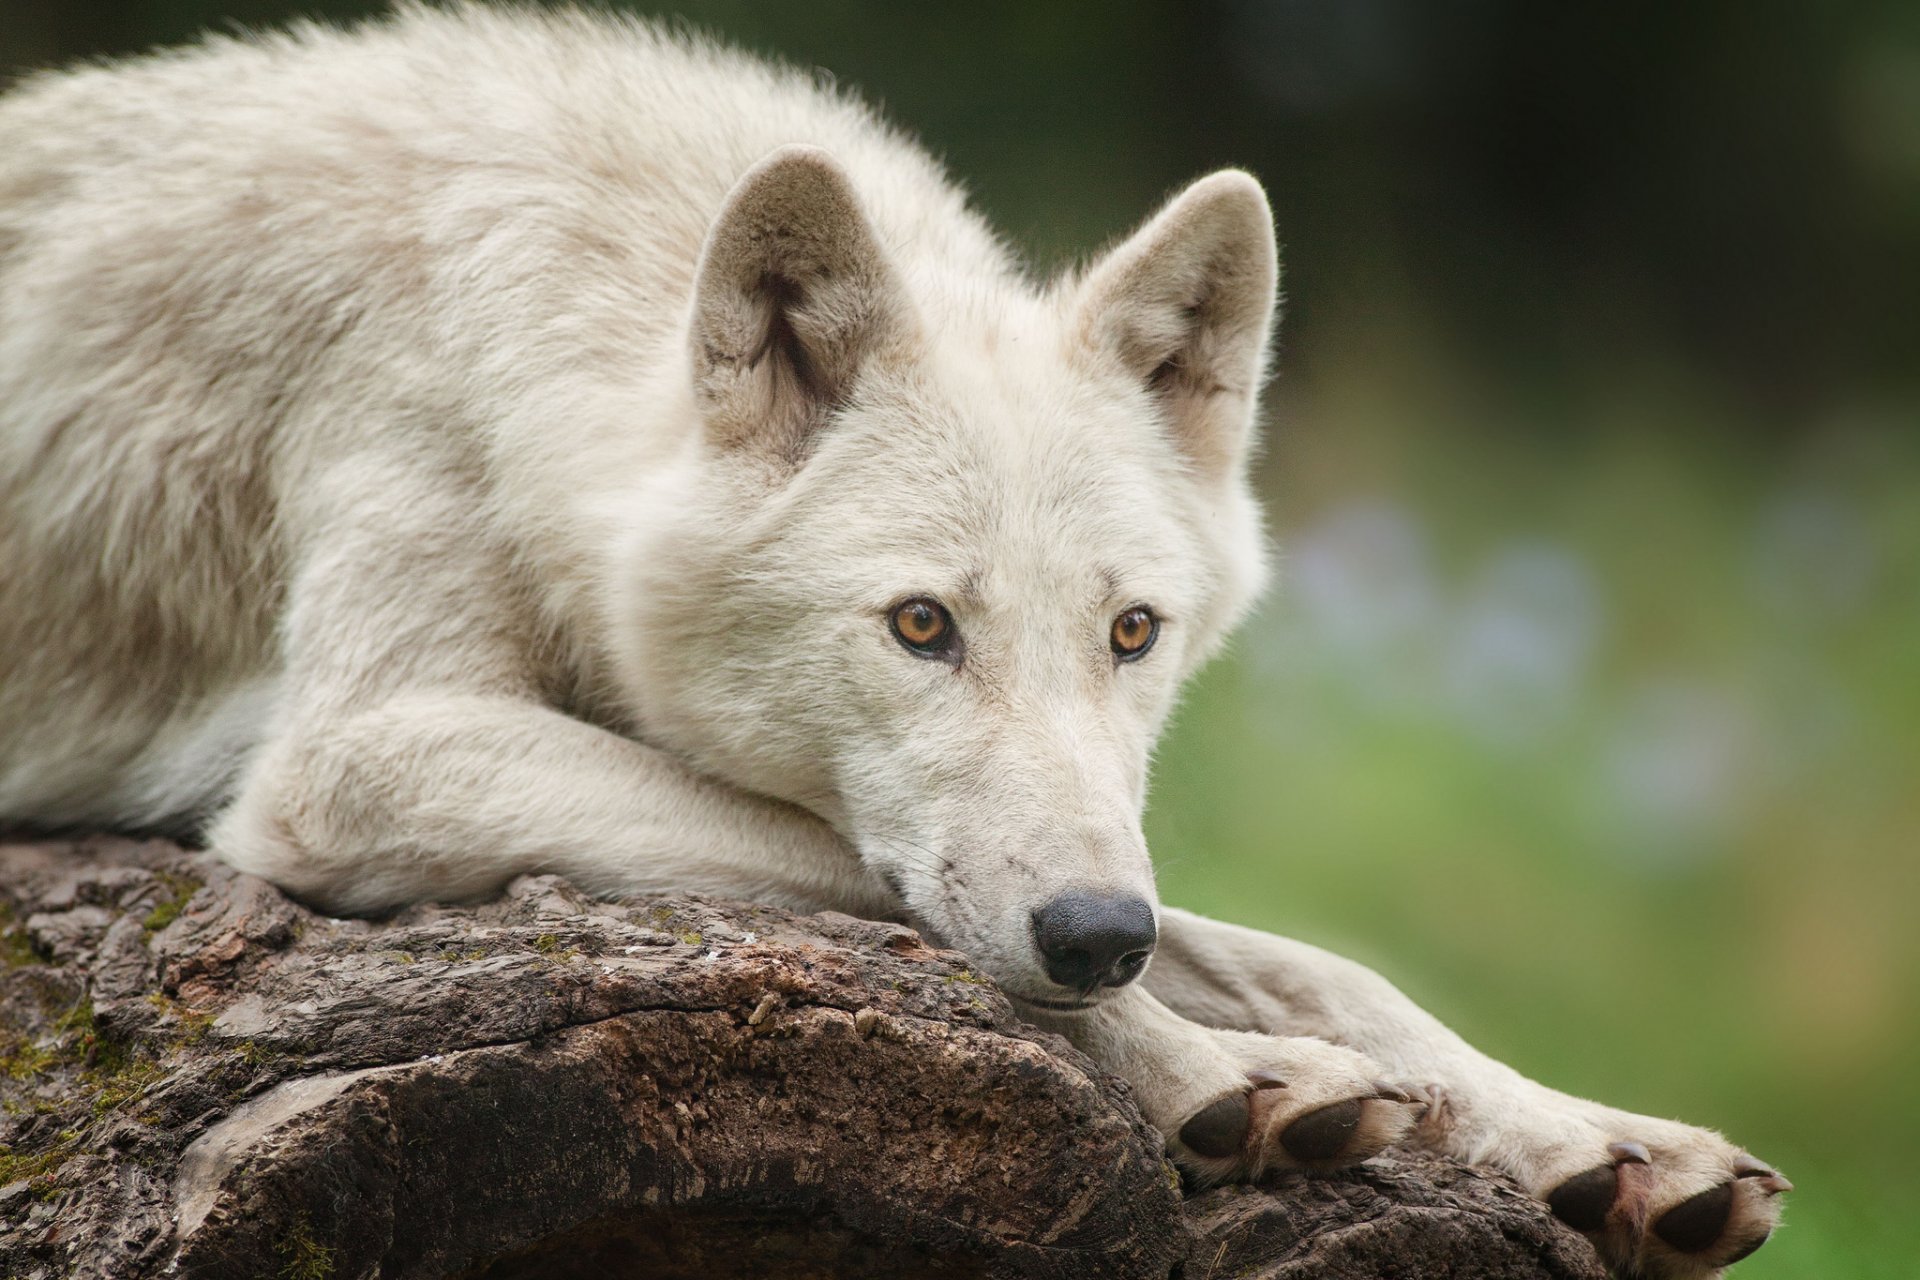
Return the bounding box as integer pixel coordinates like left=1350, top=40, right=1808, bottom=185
left=1278, top=1097, right=1362, bottom=1162
left=1652, top=1181, right=1733, bottom=1253
left=1546, top=1163, right=1620, bottom=1233
left=1543, top=1142, right=1789, bottom=1275
left=1178, top=1092, right=1249, bottom=1159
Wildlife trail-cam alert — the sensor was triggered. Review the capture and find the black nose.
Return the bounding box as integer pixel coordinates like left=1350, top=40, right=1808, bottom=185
left=1032, top=891, right=1157, bottom=990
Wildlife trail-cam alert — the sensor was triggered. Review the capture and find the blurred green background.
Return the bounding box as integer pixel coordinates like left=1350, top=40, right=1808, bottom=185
left=5, top=1, right=1916, bottom=1274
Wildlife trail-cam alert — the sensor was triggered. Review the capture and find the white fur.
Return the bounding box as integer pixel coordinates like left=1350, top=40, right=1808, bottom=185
left=0, top=8, right=1780, bottom=1273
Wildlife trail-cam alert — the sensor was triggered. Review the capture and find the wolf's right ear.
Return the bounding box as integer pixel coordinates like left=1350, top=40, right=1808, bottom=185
left=1071, top=171, right=1278, bottom=479
left=688, top=145, right=915, bottom=464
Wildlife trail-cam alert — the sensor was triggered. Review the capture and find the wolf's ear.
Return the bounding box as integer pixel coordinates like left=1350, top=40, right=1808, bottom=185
left=688, top=145, right=914, bottom=463
left=1072, top=171, right=1278, bottom=477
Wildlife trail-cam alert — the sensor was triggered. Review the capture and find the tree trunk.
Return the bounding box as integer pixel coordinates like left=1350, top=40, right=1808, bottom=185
left=0, top=837, right=1603, bottom=1279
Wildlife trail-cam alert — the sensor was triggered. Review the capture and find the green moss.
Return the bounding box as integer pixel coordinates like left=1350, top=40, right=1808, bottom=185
left=146, top=993, right=215, bottom=1045
left=1, top=927, right=41, bottom=969
left=87, top=1053, right=166, bottom=1116
left=54, top=993, right=133, bottom=1074
left=21, top=990, right=166, bottom=1112
left=2, top=993, right=82, bottom=1079
left=140, top=870, right=203, bottom=939
left=0, top=1126, right=79, bottom=1194
left=0, top=900, right=44, bottom=969
left=0, top=1144, right=68, bottom=1186
left=0, top=1033, right=58, bottom=1081
left=676, top=931, right=703, bottom=947
left=276, top=1214, right=335, bottom=1280
left=52, top=993, right=96, bottom=1038
left=1, top=986, right=161, bottom=1102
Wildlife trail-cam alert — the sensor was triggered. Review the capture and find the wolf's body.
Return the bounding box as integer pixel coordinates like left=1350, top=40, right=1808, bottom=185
left=0, top=7, right=1781, bottom=1275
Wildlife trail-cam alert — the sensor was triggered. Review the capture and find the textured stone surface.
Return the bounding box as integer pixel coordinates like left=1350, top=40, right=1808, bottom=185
left=1184, top=1155, right=1609, bottom=1279
left=0, top=837, right=1604, bottom=1279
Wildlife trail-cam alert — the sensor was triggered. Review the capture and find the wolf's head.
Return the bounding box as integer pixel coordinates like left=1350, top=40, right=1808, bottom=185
left=615, top=146, right=1273, bottom=1006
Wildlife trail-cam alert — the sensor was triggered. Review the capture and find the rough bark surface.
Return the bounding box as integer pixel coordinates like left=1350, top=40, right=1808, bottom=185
left=0, top=837, right=1604, bottom=1279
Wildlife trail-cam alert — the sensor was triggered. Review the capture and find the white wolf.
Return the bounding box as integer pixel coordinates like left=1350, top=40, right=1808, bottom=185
left=0, top=5, right=1785, bottom=1274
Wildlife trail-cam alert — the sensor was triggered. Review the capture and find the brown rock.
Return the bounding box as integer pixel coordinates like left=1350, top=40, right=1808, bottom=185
left=0, top=837, right=1605, bottom=1279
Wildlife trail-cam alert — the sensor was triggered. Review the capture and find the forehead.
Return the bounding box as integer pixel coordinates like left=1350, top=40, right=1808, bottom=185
left=780, top=337, right=1207, bottom=602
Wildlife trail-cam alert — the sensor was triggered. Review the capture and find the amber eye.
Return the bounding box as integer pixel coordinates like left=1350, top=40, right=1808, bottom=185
left=891, top=597, right=956, bottom=657
left=1110, top=606, right=1158, bottom=660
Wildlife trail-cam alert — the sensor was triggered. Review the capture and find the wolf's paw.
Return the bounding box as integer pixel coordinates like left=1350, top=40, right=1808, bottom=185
left=1166, top=1031, right=1422, bottom=1185
left=1520, top=1113, right=1789, bottom=1277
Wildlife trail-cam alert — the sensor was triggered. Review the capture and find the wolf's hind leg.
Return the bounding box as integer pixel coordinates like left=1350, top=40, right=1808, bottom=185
left=1145, top=908, right=1787, bottom=1278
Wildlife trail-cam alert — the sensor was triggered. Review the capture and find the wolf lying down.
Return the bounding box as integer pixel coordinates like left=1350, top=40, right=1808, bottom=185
left=0, top=6, right=1786, bottom=1274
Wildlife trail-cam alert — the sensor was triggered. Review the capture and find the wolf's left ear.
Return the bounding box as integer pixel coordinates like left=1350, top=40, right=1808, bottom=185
left=1072, top=171, right=1278, bottom=477
left=689, top=145, right=916, bottom=464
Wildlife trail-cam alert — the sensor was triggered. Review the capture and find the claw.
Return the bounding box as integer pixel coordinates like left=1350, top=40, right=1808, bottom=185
left=1607, top=1140, right=1650, bottom=1165
left=1371, top=1079, right=1411, bottom=1103
left=1248, top=1069, right=1287, bottom=1090
left=1734, top=1156, right=1792, bottom=1193
left=1407, top=1082, right=1449, bottom=1128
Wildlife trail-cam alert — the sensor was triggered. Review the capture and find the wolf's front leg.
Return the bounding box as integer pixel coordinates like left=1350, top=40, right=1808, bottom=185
left=1146, top=909, right=1788, bottom=1277
left=1020, top=984, right=1423, bottom=1184
left=215, top=692, right=895, bottom=919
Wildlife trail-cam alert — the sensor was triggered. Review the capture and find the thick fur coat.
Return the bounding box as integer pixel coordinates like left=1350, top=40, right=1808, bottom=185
left=0, top=8, right=1784, bottom=1274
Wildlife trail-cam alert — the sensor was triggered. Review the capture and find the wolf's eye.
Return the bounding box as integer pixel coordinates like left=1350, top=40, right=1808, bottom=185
left=1111, top=606, right=1158, bottom=660
left=891, top=597, right=956, bottom=657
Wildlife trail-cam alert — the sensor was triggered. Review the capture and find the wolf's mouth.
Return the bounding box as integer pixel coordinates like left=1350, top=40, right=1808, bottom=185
left=1019, top=994, right=1099, bottom=1012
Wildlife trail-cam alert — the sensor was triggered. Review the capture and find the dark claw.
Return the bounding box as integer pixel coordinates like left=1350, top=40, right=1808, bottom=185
left=1279, top=1097, right=1363, bottom=1162
left=1547, top=1163, right=1620, bottom=1232
left=1248, top=1069, right=1288, bottom=1090
left=1653, top=1181, right=1735, bottom=1253
left=1607, top=1140, right=1650, bottom=1165
left=1179, top=1092, right=1250, bottom=1159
